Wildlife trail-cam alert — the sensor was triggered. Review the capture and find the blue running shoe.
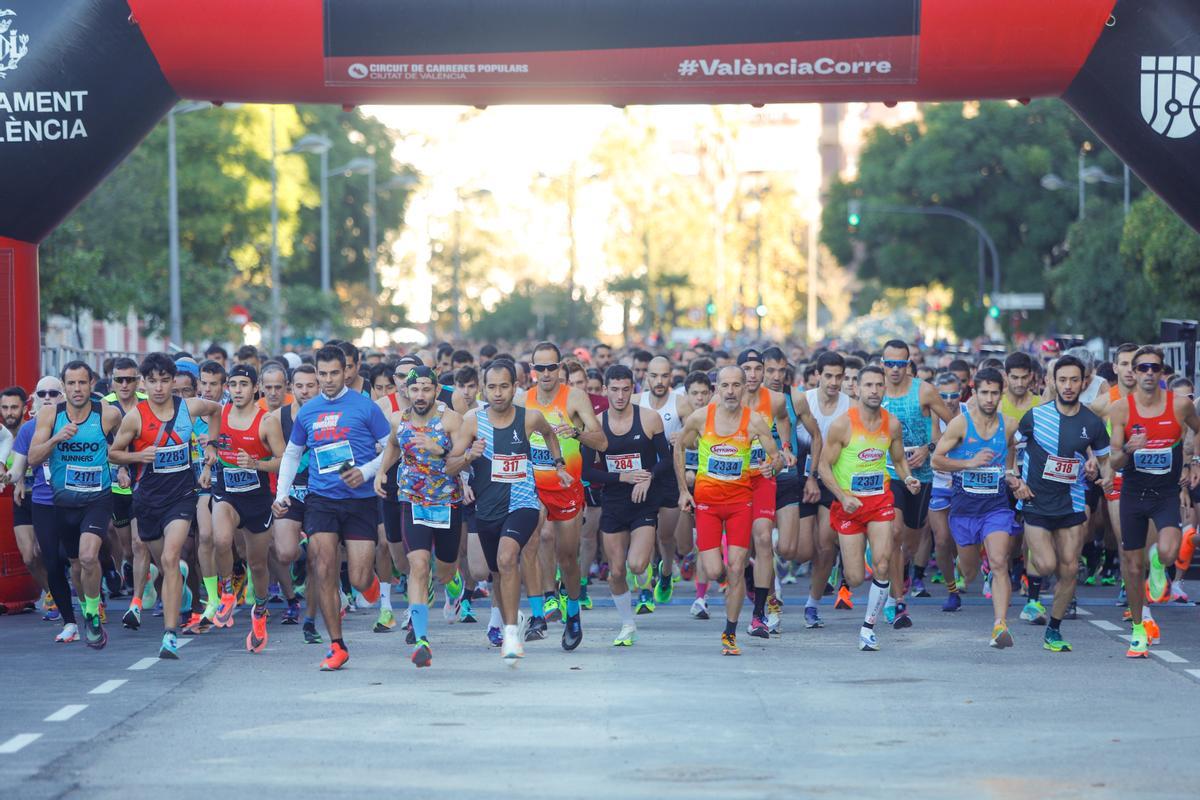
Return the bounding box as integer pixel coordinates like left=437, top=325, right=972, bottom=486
left=487, top=625, right=503, bottom=647
left=804, top=606, right=824, bottom=629
left=158, top=631, right=180, bottom=659
left=942, top=592, right=961, bottom=612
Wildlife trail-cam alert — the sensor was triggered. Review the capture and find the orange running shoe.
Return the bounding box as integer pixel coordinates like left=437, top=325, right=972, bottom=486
left=1143, top=617, right=1161, bottom=645
left=246, top=604, right=268, bottom=654
left=835, top=585, right=854, bottom=610
left=360, top=576, right=381, bottom=605
left=721, top=632, right=741, bottom=656
left=181, top=613, right=208, bottom=635
left=214, top=591, right=237, bottom=628
left=320, top=641, right=349, bottom=671
left=1176, top=526, right=1197, bottom=572
left=1122, top=607, right=1133, bottom=621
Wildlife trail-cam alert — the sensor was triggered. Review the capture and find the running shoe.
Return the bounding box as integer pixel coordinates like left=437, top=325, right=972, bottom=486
left=544, top=594, right=562, bottom=623
left=680, top=552, right=696, bottom=582
left=159, top=631, right=180, bottom=659
left=1042, top=627, right=1071, bottom=653
left=884, top=604, right=897, bottom=625
left=281, top=599, right=301, bottom=625
left=122, top=604, right=141, bottom=631
left=502, top=630, right=524, bottom=666
left=892, top=604, right=913, bottom=629
left=1020, top=600, right=1047, bottom=625
left=804, top=606, right=824, bottom=629
left=142, top=564, right=159, bottom=610
left=214, top=591, right=237, bottom=628
left=470, top=583, right=489, bottom=600
left=1099, top=566, right=1118, bottom=586
left=412, top=638, right=432, bottom=668
left=858, top=627, right=878, bottom=651
left=98, top=602, right=107, bottom=625
left=690, top=597, right=710, bottom=620
left=231, top=569, right=247, bottom=605
left=525, top=615, right=548, bottom=642
left=635, top=589, right=656, bottom=615
left=579, top=585, right=593, bottom=611
left=929, top=570, right=944, bottom=585
left=613, top=623, right=637, bottom=647
left=1122, top=607, right=1133, bottom=621
left=747, top=614, right=770, bottom=639
left=104, top=568, right=124, bottom=598
left=721, top=632, right=741, bottom=656
left=320, top=641, right=349, bottom=671
left=911, top=578, right=930, bottom=598
left=302, top=620, right=323, bottom=644
left=42, top=593, right=61, bottom=622
left=1143, top=617, right=1161, bottom=645
left=654, top=568, right=674, bottom=605
left=766, top=595, right=783, bottom=633
left=268, top=582, right=283, bottom=604
left=1065, top=598, right=1078, bottom=620
left=989, top=622, right=1014, bottom=649
left=1116, top=583, right=1127, bottom=605
left=374, top=608, right=397, bottom=633
left=43, top=608, right=62, bottom=622
left=487, top=626, right=503, bottom=647
left=443, top=588, right=463, bottom=624
left=942, top=592, right=961, bottom=613
left=459, top=598, right=477, bottom=624
left=55, top=623, right=79, bottom=643
left=562, top=613, right=583, bottom=651
left=1126, top=623, right=1149, bottom=658
left=982, top=572, right=993, bottom=600
left=1147, top=546, right=1170, bottom=603
left=1170, top=579, right=1189, bottom=603
left=835, top=585, right=854, bottom=610
left=181, top=613, right=210, bottom=635
left=246, top=604, right=268, bottom=653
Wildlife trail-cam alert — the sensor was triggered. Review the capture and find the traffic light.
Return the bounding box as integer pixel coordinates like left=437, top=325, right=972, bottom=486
left=989, top=305, right=1001, bottom=319
left=705, top=296, right=717, bottom=318
left=755, top=303, right=768, bottom=318
left=847, top=199, right=861, bottom=230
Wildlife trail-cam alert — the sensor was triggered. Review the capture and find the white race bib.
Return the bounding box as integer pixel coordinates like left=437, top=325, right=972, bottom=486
left=802, top=453, right=813, bottom=478
left=1132, top=447, right=1172, bottom=475
left=849, top=472, right=885, bottom=496
left=412, top=502, right=452, bottom=529
left=605, top=453, right=643, bottom=473
left=1041, top=455, right=1080, bottom=484
left=65, top=464, right=103, bottom=493
left=705, top=454, right=744, bottom=481
left=490, top=453, right=529, bottom=483
left=529, top=443, right=555, bottom=471
left=962, top=467, right=1002, bottom=494
left=222, top=467, right=261, bottom=493
left=153, top=442, right=190, bottom=474
left=684, top=449, right=699, bottom=470
left=314, top=440, right=355, bottom=475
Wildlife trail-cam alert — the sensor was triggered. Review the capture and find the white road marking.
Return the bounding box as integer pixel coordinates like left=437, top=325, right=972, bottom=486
left=44, top=704, right=87, bottom=722
left=128, top=658, right=159, bottom=671
left=1090, top=620, right=1122, bottom=631
left=1074, top=608, right=1092, bottom=616
left=175, top=637, right=191, bottom=648
left=88, top=679, right=127, bottom=695
left=1185, top=669, right=1200, bottom=681
left=1151, top=650, right=1188, bottom=664
left=0, top=734, right=42, bottom=754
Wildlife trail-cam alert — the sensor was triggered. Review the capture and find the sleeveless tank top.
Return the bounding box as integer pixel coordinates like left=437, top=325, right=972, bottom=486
left=470, top=405, right=539, bottom=521
left=1123, top=392, right=1184, bottom=494
left=881, top=379, right=932, bottom=482
left=281, top=404, right=311, bottom=502
left=599, top=408, right=661, bottom=502
left=831, top=407, right=892, bottom=498
left=639, top=390, right=683, bottom=440
left=748, top=385, right=774, bottom=468
left=216, top=404, right=270, bottom=497
left=948, top=411, right=1008, bottom=515
left=806, top=388, right=850, bottom=441
left=786, top=391, right=813, bottom=477
left=396, top=403, right=462, bottom=506
left=104, top=391, right=145, bottom=496
left=381, top=393, right=403, bottom=501
left=49, top=399, right=110, bottom=507
left=131, top=397, right=196, bottom=506
left=527, top=384, right=582, bottom=486
left=695, top=405, right=753, bottom=505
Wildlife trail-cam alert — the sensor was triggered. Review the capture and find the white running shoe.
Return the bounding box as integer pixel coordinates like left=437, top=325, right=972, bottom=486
left=613, top=623, right=638, bottom=647
left=55, top=623, right=79, bottom=643
left=689, top=597, right=709, bottom=620
left=858, top=626, right=879, bottom=652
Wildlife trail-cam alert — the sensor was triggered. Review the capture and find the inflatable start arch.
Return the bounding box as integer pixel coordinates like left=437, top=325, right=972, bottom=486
left=2, top=0, right=1199, bottom=389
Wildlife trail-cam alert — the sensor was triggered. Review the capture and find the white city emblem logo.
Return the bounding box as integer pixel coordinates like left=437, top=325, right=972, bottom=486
left=348, top=63, right=368, bottom=80
left=0, top=9, right=30, bottom=79
left=1141, top=56, right=1200, bottom=139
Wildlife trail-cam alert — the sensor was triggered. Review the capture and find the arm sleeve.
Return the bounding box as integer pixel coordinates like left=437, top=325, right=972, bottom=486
left=357, top=435, right=392, bottom=481
left=581, top=444, right=619, bottom=486
left=1017, top=410, right=1033, bottom=443
left=0, top=426, right=12, bottom=466
left=274, top=441, right=304, bottom=503
left=650, top=431, right=674, bottom=479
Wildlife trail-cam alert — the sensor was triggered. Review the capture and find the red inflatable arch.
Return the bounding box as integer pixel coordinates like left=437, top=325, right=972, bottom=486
left=3, top=0, right=1200, bottom=393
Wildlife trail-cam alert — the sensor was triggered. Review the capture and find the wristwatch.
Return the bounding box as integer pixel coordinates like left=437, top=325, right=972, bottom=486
left=555, top=458, right=567, bottom=468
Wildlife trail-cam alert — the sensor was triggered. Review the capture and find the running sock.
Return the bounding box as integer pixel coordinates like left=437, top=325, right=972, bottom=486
left=83, top=594, right=100, bottom=618
left=806, top=596, right=818, bottom=609
left=303, top=616, right=315, bottom=626
left=753, top=588, right=768, bottom=617
left=131, top=596, right=143, bottom=610
left=613, top=591, right=634, bottom=625
left=332, top=637, right=346, bottom=650
left=379, top=580, right=392, bottom=611
left=885, top=596, right=897, bottom=610
left=1048, top=616, right=1062, bottom=631
left=724, top=618, right=737, bottom=636
left=245, top=570, right=255, bottom=604
left=696, top=581, right=709, bottom=599
left=566, top=598, right=580, bottom=616
left=865, top=579, right=889, bottom=628
left=912, top=564, right=926, bottom=581
left=488, top=605, right=502, bottom=629
left=529, top=595, right=545, bottom=618
left=411, top=604, right=429, bottom=640
left=1142, top=606, right=1154, bottom=622
left=1027, top=576, right=1043, bottom=602
left=445, top=571, right=464, bottom=600
left=202, top=576, right=219, bottom=611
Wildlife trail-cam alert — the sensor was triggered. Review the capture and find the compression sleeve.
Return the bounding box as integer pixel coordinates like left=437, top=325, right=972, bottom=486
left=581, top=444, right=619, bottom=486
left=650, top=431, right=674, bottom=479
left=357, top=435, right=392, bottom=481
left=274, top=442, right=304, bottom=503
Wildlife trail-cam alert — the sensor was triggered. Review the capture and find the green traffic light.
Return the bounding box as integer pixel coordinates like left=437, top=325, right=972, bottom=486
left=989, top=305, right=1000, bottom=318
left=706, top=303, right=717, bottom=316
left=848, top=213, right=861, bottom=226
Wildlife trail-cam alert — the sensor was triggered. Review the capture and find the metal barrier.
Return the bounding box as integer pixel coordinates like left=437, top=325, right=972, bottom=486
left=40, top=346, right=144, bottom=379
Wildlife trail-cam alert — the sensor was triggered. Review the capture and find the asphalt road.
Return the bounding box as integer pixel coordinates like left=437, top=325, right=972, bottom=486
left=3, top=579, right=1200, bottom=800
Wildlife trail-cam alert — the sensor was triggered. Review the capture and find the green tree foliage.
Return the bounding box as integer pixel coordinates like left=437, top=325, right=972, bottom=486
left=821, top=100, right=1138, bottom=338
left=1121, top=192, right=1200, bottom=314
left=470, top=284, right=597, bottom=343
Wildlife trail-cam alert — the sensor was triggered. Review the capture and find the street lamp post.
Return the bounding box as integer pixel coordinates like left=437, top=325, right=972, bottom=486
left=1041, top=146, right=1127, bottom=221
left=333, top=157, right=378, bottom=342
left=450, top=188, right=490, bottom=340
left=287, top=133, right=333, bottom=340
left=167, top=101, right=217, bottom=347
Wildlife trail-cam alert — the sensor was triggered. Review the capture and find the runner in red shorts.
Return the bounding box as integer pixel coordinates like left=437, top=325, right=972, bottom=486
left=819, top=365, right=921, bottom=652
left=677, top=366, right=780, bottom=656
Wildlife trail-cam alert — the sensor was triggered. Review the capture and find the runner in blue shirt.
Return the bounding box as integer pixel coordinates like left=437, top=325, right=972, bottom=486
left=274, top=345, right=391, bottom=671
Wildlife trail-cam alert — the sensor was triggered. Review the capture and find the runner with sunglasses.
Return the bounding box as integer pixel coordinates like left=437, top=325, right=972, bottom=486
left=1105, top=346, right=1200, bottom=657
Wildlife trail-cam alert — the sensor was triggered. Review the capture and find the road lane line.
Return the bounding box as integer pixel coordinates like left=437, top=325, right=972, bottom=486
left=1090, top=620, right=1121, bottom=631
left=1150, top=650, right=1188, bottom=663
left=1075, top=608, right=1092, bottom=616
left=1185, top=669, right=1200, bottom=681
left=88, top=679, right=127, bottom=695
left=128, top=658, right=159, bottom=671
left=0, top=734, right=42, bottom=754
left=44, top=704, right=87, bottom=722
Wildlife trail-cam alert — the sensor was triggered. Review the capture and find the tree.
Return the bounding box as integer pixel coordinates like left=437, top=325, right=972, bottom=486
left=1122, top=191, right=1200, bottom=315
left=471, top=284, right=597, bottom=343
left=606, top=274, right=647, bottom=341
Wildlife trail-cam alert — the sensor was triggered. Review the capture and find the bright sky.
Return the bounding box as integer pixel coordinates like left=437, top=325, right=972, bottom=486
left=366, top=103, right=827, bottom=334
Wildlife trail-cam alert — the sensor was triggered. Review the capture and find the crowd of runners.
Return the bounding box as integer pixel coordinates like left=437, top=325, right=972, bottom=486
left=3, top=334, right=1199, bottom=668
